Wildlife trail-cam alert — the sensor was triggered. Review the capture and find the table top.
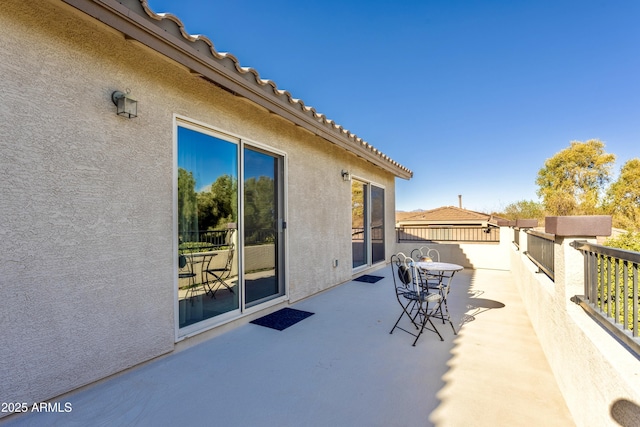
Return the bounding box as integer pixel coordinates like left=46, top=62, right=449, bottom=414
left=412, top=261, right=464, bottom=272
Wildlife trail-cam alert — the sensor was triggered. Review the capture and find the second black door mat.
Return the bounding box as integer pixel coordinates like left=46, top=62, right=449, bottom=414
left=353, top=275, right=384, bottom=283
left=250, top=308, right=315, bottom=331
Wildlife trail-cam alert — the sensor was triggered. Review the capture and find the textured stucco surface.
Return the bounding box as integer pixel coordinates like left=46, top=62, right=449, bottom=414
left=0, top=0, right=176, bottom=405
left=0, top=0, right=398, bottom=406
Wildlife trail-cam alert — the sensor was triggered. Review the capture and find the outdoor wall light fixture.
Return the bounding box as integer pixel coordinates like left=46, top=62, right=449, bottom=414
left=111, top=89, right=137, bottom=118
left=341, top=170, right=351, bottom=182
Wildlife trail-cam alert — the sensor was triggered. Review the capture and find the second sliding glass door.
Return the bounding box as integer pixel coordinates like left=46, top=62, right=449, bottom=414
left=352, top=179, right=385, bottom=270
left=243, top=147, right=285, bottom=307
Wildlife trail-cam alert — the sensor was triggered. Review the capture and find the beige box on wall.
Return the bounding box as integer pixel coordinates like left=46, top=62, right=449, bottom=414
left=545, top=216, right=612, bottom=237
left=515, top=219, right=538, bottom=228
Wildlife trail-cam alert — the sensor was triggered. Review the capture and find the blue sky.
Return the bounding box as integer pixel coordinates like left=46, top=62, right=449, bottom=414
left=178, top=126, right=276, bottom=191
left=149, top=0, right=639, bottom=213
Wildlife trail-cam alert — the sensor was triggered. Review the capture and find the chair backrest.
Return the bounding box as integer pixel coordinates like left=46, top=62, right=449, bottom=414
left=177, top=253, right=195, bottom=278
left=411, top=246, right=440, bottom=262
left=410, top=246, right=427, bottom=261
left=426, top=248, right=440, bottom=262
left=219, top=225, right=236, bottom=275
left=224, top=223, right=237, bottom=245
left=179, top=254, right=187, bottom=269
left=390, top=253, right=417, bottom=292
left=223, top=242, right=235, bottom=269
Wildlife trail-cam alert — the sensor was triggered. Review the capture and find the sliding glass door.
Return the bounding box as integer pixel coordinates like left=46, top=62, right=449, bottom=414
left=243, top=147, right=285, bottom=306
left=176, top=121, right=285, bottom=332
left=352, top=179, right=385, bottom=270
left=371, top=185, right=385, bottom=264
left=352, top=180, right=368, bottom=269
left=177, top=126, right=240, bottom=327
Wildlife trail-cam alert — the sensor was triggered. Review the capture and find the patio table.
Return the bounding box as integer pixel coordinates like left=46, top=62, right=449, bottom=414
left=413, top=261, right=463, bottom=276
left=412, top=261, right=463, bottom=333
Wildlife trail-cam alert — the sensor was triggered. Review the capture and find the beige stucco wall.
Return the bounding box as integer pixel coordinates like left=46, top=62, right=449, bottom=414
left=0, top=0, right=398, bottom=407
left=511, top=230, right=640, bottom=426
left=395, top=226, right=512, bottom=270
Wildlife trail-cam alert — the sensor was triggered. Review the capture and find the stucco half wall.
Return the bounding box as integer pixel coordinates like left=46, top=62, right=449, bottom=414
left=395, top=227, right=513, bottom=271
left=0, top=0, right=400, bottom=407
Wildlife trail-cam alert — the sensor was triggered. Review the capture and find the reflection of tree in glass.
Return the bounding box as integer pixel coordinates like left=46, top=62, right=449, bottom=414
left=178, top=168, right=198, bottom=240
left=197, top=174, right=238, bottom=231
left=371, top=186, right=384, bottom=228
left=245, top=176, right=275, bottom=245
left=351, top=181, right=364, bottom=228
left=178, top=169, right=238, bottom=245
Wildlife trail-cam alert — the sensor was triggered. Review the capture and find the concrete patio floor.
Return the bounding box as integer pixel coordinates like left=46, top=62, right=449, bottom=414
left=4, top=267, right=574, bottom=426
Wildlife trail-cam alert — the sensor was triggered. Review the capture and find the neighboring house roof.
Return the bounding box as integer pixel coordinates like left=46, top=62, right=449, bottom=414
left=61, top=0, right=412, bottom=180
left=396, top=206, right=504, bottom=226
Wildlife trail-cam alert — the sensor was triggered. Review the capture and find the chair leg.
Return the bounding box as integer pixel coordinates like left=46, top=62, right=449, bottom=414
left=430, top=293, right=457, bottom=335
left=204, top=271, right=235, bottom=299
left=441, top=297, right=457, bottom=334
left=208, top=280, right=222, bottom=299
left=203, top=278, right=216, bottom=298
left=390, top=300, right=419, bottom=334
left=413, top=318, right=443, bottom=346
left=390, top=311, right=404, bottom=334
left=219, top=278, right=234, bottom=294
left=412, top=307, right=443, bottom=346
left=449, top=319, right=457, bottom=335
left=437, top=290, right=457, bottom=335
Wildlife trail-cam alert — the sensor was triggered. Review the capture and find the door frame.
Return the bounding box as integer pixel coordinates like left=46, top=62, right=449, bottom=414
left=173, top=115, right=289, bottom=341
left=351, top=175, right=386, bottom=273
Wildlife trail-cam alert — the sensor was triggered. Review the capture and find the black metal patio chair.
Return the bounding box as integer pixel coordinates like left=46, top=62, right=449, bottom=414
left=390, top=253, right=444, bottom=346
left=410, top=247, right=457, bottom=334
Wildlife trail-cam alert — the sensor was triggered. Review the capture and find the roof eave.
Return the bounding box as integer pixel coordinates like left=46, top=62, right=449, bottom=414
left=59, top=0, right=413, bottom=180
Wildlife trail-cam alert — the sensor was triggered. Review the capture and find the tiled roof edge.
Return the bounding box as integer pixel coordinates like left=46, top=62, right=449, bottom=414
left=138, top=1, right=412, bottom=178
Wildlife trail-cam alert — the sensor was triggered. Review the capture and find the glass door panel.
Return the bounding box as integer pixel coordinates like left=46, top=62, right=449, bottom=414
left=371, top=185, right=385, bottom=264
left=352, top=180, right=368, bottom=269
left=352, top=181, right=385, bottom=269
left=243, top=147, right=284, bottom=306
left=177, top=126, right=239, bottom=328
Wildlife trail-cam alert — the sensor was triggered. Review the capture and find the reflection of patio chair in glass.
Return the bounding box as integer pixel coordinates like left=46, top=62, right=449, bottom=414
left=204, top=243, right=235, bottom=299
left=178, top=254, right=198, bottom=298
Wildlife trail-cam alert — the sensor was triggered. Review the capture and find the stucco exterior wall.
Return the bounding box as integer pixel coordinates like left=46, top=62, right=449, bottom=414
left=0, top=0, right=398, bottom=406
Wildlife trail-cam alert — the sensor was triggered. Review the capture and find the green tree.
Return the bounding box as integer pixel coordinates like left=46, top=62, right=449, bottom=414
left=604, top=231, right=640, bottom=252
left=501, top=199, right=545, bottom=222
left=605, top=158, right=640, bottom=232
left=536, top=139, right=616, bottom=216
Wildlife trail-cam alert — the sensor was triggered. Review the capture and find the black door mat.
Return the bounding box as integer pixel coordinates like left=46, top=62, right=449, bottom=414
left=354, top=275, right=384, bottom=283
left=250, top=308, right=315, bottom=331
